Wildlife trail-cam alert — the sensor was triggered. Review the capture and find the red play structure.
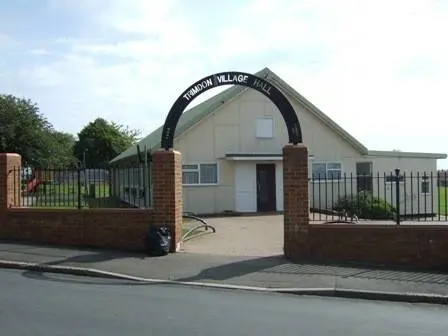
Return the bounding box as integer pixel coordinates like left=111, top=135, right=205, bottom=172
left=26, top=176, right=41, bottom=193
left=25, top=168, right=54, bottom=193
left=25, top=168, right=53, bottom=193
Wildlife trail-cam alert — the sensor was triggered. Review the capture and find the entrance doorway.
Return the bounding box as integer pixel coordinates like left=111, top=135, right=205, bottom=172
left=256, top=164, right=277, bottom=212
left=356, top=161, right=373, bottom=193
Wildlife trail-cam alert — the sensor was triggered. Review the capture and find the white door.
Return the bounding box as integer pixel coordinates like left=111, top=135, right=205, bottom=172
left=276, top=163, right=284, bottom=211
left=235, top=163, right=256, bottom=212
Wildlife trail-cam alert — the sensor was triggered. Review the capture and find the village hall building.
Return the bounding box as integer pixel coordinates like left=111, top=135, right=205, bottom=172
left=110, top=68, right=446, bottom=216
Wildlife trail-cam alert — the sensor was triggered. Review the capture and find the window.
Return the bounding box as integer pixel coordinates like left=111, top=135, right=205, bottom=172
left=385, top=174, right=405, bottom=183
left=327, top=162, right=342, bottom=180
left=255, top=117, right=274, bottom=138
left=311, top=162, right=342, bottom=180
left=312, top=163, right=326, bottom=179
left=421, top=175, right=430, bottom=194
left=182, top=163, right=218, bottom=185
left=200, top=164, right=218, bottom=184
left=182, top=165, right=199, bottom=184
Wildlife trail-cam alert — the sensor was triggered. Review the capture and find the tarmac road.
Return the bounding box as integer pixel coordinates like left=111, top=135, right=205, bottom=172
left=1, top=269, right=447, bottom=336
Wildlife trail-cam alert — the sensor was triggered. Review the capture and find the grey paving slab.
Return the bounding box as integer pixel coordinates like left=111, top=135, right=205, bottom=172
left=336, top=277, right=448, bottom=296
left=261, top=263, right=366, bottom=277
left=349, top=270, right=448, bottom=284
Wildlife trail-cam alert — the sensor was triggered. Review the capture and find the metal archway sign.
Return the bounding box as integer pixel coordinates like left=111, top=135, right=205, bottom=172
left=160, top=71, right=303, bottom=150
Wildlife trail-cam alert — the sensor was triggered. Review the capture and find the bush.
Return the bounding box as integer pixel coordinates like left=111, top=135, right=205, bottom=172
left=333, top=191, right=396, bottom=220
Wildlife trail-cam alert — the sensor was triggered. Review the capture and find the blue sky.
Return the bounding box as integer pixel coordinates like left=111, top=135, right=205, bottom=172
left=1, top=0, right=448, bottom=167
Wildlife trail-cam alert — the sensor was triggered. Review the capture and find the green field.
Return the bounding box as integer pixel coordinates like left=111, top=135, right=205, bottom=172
left=439, top=187, right=448, bottom=215
left=23, top=182, right=112, bottom=208
left=33, top=182, right=110, bottom=197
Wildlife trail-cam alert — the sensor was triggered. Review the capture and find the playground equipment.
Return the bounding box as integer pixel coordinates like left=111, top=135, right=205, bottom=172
left=25, top=169, right=54, bottom=193
left=26, top=177, right=41, bottom=193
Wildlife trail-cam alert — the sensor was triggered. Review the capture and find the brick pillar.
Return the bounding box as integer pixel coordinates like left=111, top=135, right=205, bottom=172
left=283, top=144, right=310, bottom=259
left=152, top=149, right=183, bottom=252
left=0, top=153, right=22, bottom=211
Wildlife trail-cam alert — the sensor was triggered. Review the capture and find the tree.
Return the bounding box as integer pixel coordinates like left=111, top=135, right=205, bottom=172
left=41, top=131, right=78, bottom=168
left=74, top=118, right=140, bottom=168
left=0, top=94, right=78, bottom=168
left=0, top=94, right=67, bottom=167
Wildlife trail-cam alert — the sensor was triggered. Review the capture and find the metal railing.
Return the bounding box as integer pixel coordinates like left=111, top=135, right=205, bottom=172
left=181, top=212, right=216, bottom=242
left=310, top=169, right=448, bottom=223
left=12, top=165, right=448, bottom=224
left=14, top=164, right=152, bottom=209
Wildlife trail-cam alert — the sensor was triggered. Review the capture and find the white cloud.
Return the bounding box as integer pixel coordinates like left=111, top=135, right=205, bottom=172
left=245, top=0, right=448, bottom=155
left=99, top=0, right=178, bottom=35
left=28, top=48, right=53, bottom=56
left=4, top=0, right=448, bottom=166
left=0, top=34, right=10, bottom=46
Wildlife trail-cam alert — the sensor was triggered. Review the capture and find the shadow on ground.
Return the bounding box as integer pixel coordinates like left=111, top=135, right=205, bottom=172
left=176, top=255, right=287, bottom=282
left=43, top=249, right=147, bottom=266
left=0, top=240, right=149, bottom=266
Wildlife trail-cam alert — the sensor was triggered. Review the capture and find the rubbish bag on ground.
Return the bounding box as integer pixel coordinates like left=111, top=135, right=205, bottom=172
left=144, top=226, right=172, bottom=256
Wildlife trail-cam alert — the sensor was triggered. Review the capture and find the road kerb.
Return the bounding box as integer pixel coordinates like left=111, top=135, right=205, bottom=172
left=1, top=259, right=447, bottom=305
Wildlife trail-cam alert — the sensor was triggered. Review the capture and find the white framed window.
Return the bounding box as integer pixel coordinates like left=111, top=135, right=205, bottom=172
left=182, top=164, right=199, bottom=185
left=182, top=163, right=218, bottom=185
left=385, top=174, right=405, bottom=184
left=311, top=162, right=342, bottom=181
left=421, top=175, right=430, bottom=194
left=255, top=116, right=274, bottom=138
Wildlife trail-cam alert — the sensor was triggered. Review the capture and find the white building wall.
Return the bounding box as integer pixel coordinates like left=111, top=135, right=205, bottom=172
left=174, top=88, right=364, bottom=215
left=367, top=156, right=439, bottom=216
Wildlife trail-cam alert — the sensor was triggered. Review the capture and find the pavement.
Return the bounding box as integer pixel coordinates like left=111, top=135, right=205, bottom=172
left=1, top=240, right=448, bottom=305
left=1, top=214, right=448, bottom=305
left=3, top=268, right=447, bottom=336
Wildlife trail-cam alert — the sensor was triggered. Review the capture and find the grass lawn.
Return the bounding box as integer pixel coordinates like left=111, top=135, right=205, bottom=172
left=439, top=186, right=448, bottom=215
left=24, top=182, right=142, bottom=210
left=35, top=182, right=110, bottom=197
left=23, top=182, right=111, bottom=208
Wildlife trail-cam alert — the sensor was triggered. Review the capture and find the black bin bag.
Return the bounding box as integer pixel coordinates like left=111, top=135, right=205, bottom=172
left=144, top=226, right=172, bottom=256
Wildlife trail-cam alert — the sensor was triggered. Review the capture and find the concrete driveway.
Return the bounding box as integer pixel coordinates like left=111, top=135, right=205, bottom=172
left=182, top=215, right=283, bottom=257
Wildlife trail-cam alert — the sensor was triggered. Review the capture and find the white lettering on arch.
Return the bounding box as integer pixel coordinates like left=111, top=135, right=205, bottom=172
left=183, top=77, right=214, bottom=101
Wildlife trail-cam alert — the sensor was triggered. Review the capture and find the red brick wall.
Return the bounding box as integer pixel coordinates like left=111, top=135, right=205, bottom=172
left=280, top=145, right=448, bottom=271
left=297, top=224, right=448, bottom=270
left=0, top=152, right=183, bottom=253
left=0, top=153, right=21, bottom=210
left=152, top=149, right=183, bottom=251
left=282, top=145, right=310, bottom=258
left=1, top=208, right=156, bottom=251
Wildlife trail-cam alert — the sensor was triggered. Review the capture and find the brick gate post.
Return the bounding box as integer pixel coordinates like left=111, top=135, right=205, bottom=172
left=0, top=153, right=22, bottom=212
left=151, top=149, right=183, bottom=252
left=282, top=144, right=310, bottom=259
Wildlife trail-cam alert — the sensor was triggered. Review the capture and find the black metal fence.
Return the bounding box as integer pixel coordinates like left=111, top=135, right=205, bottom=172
left=310, top=169, right=448, bottom=223
left=438, top=170, right=448, bottom=187
left=14, top=164, right=152, bottom=209
left=11, top=164, right=448, bottom=223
